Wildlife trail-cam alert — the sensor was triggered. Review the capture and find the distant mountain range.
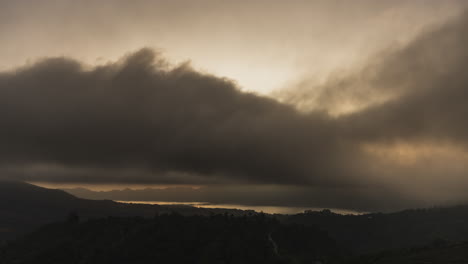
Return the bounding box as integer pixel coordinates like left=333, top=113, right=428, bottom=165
left=60, top=185, right=382, bottom=213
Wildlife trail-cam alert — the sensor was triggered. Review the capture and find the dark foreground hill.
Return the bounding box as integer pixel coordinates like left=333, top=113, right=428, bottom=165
left=0, top=181, right=252, bottom=241
left=63, top=184, right=468, bottom=255
left=0, top=214, right=343, bottom=264
left=285, top=207, right=468, bottom=254
left=4, top=181, right=468, bottom=263
left=344, top=242, right=468, bottom=264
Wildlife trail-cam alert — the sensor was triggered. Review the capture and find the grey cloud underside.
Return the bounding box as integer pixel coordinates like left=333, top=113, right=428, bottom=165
left=0, top=49, right=349, bottom=185
left=2, top=11, right=468, bottom=212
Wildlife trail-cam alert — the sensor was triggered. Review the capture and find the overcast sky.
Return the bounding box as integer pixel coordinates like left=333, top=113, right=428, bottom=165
left=2, top=0, right=468, bottom=212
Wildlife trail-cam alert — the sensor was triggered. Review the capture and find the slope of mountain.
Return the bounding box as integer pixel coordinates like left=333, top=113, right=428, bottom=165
left=345, top=242, right=468, bottom=264
left=4, top=181, right=468, bottom=263
left=0, top=181, right=252, bottom=241
left=0, top=214, right=343, bottom=264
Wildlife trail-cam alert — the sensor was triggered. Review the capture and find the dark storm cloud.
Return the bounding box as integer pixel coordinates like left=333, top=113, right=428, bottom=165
left=0, top=49, right=353, bottom=185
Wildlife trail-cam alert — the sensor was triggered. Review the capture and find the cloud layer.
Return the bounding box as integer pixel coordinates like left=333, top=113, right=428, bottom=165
left=2, top=11, right=468, bottom=211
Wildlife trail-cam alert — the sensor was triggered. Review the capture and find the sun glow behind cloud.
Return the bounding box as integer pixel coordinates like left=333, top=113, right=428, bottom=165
left=1, top=0, right=465, bottom=96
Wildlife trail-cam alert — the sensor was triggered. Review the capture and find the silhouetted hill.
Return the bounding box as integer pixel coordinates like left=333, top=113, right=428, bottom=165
left=0, top=214, right=343, bottom=264
left=0, top=181, right=79, bottom=205
left=5, top=181, right=468, bottom=262
left=0, top=181, right=253, bottom=241
left=344, top=241, right=468, bottom=264
left=285, top=207, right=468, bottom=254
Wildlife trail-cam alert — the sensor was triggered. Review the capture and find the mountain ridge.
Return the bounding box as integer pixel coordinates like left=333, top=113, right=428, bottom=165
left=0, top=181, right=255, bottom=241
